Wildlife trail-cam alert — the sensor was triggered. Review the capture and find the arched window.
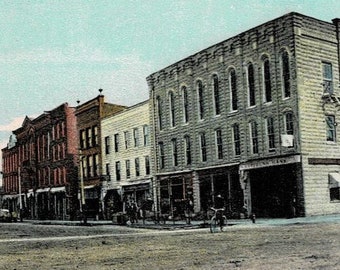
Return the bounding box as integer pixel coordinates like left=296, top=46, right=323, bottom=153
left=212, top=74, right=220, bottom=115
left=229, top=68, right=238, bottom=111
left=250, top=121, right=258, bottom=154
left=247, top=63, right=256, bottom=106
left=197, top=80, right=204, bottom=120
left=281, top=51, right=291, bottom=98
left=232, top=123, right=241, bottom=156
left=182, top=86, right=189, bottom=123
left=169, top=91, right=175, bottom=127
left=184, top=135, right=192, bottom=165
left=156, top=96, right=162, bottom=130
left=263, top=58, right=272, bottom=102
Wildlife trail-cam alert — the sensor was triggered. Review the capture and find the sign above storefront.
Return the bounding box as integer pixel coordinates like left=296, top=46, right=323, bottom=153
left=240, top=155, right=301, bottom=171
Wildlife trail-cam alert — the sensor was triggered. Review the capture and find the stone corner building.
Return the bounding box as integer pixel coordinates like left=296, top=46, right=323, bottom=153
left=147, top=12, right=340, bottom=218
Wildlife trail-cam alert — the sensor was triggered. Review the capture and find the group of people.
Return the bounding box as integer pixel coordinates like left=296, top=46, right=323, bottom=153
left=125, top=197, right=154, bottom=224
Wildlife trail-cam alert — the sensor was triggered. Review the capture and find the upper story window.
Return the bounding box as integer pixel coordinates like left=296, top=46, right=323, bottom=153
left=106, top=163, right=110, bottom=178
left=199, top=132, right=207, bottom=162
left=281, top=50, right=291, bottom=98
left=267, top=117, right=275, bottom=151
left=229, top=68, right=238, bottom=111
left=326, top=115, right=336, bottom=142
left=263, top=58, right=272, bottom=103
left=125, top=160, right=130, bottom=178
left=285, top=112, right=294, bottom=135
left=197, top=80, right=204, bottom=120
left=250, top=121, right=259, bottom=154
left=133, top=128, right=139, bottom=147
left=184, top=135, right=192, bottom=165
left=215, top=129, right=223, bottom=159
left=322, top=62, right=333, bottom=95
left=124, top=131, right=129, bottom=149
left=169, top=91, right=175, bottom=127
left=114, top=133, right=119, bottom=152
left=93, top=126, right=98, bottom=146
left=232, top=123, right=241, bottom=156
left=156, top=96, right=163, bottom=130
left=115, top=161, right=121, bottom=181
left=104, top=136, right=110, bottom=154
left=171, top=138, right=178, bottom=166
left=158, top=142, right=165, bottom=169
left=86, top=127, right=92, bottom=148
left=247, top=63, right=256, bottom=106
left=212, top=74, right=221, bottom=115
left=135, top=158, right=140, bottom=177
left=143, top=125, right=149, bottom=146
left=182, top=86, right=189, bottom=123
left=80, top=130, right=86, bottom=149
left=94, top=154, right=99, bottom=176
left=87, top=155, right=93, bottom=177
left=145, top=156, right=150, bottom=175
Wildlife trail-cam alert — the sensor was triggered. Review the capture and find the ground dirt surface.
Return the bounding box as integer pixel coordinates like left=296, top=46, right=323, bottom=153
left=0, top=221, right=339, bottom=269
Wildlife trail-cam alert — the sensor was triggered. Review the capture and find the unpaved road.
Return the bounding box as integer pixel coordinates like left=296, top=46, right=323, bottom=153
left=0, top=221, right=339, bottom=269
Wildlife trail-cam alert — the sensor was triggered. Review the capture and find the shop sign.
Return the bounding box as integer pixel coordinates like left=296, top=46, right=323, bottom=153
left=240, top=155, right=301, bottom=171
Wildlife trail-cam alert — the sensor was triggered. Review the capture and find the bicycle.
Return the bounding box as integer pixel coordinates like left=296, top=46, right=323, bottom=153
left=210, top=207, right=227, bottom=233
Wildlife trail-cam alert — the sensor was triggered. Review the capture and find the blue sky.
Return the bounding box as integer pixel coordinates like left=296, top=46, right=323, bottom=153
left=0, top=0, right=340, bottom=181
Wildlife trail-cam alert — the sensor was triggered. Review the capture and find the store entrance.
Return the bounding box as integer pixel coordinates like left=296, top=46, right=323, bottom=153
left=250, top=164, right=297, bottom=218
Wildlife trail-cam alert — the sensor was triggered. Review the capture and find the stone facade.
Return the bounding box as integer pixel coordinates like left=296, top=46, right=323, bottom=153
left=147, top=12, right=340, bottom=218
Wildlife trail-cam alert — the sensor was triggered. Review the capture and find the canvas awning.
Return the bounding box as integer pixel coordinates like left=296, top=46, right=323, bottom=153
left=36, top=187, right=50, bottom=193
left=329, top=173, right=340, bottom=188
left=50, top=186, right=66, bottom=193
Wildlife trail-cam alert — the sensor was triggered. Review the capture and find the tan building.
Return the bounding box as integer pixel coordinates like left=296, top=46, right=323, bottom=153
left=101, top=100, right=152, bottom=218
left=147, top=12, right=340, bottom=218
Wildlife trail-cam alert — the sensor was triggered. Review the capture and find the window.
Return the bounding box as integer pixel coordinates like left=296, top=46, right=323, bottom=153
left=105, top=136, right=110, bottom=154
left=182, top=86, right=189, bottom=123
left=215, top=129, right=223, bottom=159
left=133, top=128, right=139, bottom=147
left=248, top=63, right=256, bottom=106
left=124, top=131, right=129, bottom=149
left=184, top=135, right=192, bottom=165
left=158, top=142, right=165, bottom=169
left=145, top=156, right=150, bottom=175
left=82, top=157, right=87, bottom=178
left=233, top=124, right=241, bottom=156
left=323, top=62, right=333, bottom=95
left=115, top=161, right=121, bottom=181
left=197, top=80, right=204, bottom=120
left=199, top=133, right=207, bottom=162
left=250, top=121, right=258, bottom=154
left=330, top=187, right=340, bottom=201
left=326, top=115, right=336, bottom=142
left=93, top=126, right=98, bottom=146
left=126, top=160, right=130, bottom=178
left=156, top=96, right=163, bottom=130
left=263, top=58, right=272, bottom=102
left=285, top=112, right=294, bottom=135
left=88, top=155, right=93, bottom=177
left=169, top=91, right=175, bottom=127
left=80, top=130, right=86, bottom=149
left=212, top=74, right=221, bottom=115
left=94, top=154, right=99, bottom=176
left=171, top=138, right=178, bottom=166
left=135, top=158, right=140, bottom=176
left=267, top=117, right=275, bottom=151
left=105, top=163, right=110, bottom=179
left=86, top=127, right=92, bottom=148
left=282, top=51, right=291, bottom=98
left=229, top=68, right=238, bottom=111
left=114, top=133, right=119, bottom=152
left=143, top=125, right=149, bottom=146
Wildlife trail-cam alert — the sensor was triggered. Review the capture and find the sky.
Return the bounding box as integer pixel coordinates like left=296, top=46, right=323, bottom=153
left=1, top=0, right=340, bottom=183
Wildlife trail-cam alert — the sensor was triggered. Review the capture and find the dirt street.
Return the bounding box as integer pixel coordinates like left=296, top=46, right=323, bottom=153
left=0, top=221, right=339, bottom=269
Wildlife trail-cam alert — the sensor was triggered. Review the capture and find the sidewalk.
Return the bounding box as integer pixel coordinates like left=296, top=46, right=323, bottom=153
left=23, top=214, right=340, bottom=229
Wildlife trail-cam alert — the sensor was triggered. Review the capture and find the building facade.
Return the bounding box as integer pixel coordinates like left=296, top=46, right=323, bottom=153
left=147, top=12, right=340, bottom=218
left=101, top=100, right=153, bottom=219
left=1, top=103, right=78, bottom=220
left=75, top=93, right=126, bottom=219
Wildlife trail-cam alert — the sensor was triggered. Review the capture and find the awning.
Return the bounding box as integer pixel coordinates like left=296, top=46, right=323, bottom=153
left=122, top=180, right=151, bottom=192
left=2, top=194, right=19, bottom=199
left=50, top=186, right=66, bottom=193
left=84, top=185, right=96, bottom=190
left=36, top=187, right=50, bottom=193
left=329, top=173, right=340, bottom=188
